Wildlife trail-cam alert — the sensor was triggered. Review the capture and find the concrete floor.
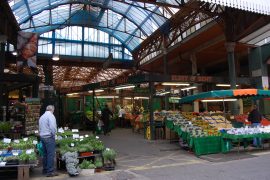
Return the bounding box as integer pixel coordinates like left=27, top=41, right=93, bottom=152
left=27, top=128, right=270, bottom=180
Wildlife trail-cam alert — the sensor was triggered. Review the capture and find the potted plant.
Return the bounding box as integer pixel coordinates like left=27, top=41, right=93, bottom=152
left=28, top=153, right=37, bottom=164
left=79, top=160, right=96, bottom=175
left=18, top=152, right=27, bottom=164
left=92, top=140, right=104, bottom=154
left=4, top=155, right=19, bottom=165
left=94, top=157, right=103, bottom=173
left=78, top=144, right=94, bottom=157
left=102, top=148, right=116, bottom=171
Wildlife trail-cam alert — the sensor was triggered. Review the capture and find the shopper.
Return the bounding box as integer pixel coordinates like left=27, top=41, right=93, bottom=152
left=119, top=106, right=126, bottom=127
left=101, top=104, right=113, bottom=135
left=248, top=105, right=262, bottom=147
left=39, top=105, right=58, bottom=177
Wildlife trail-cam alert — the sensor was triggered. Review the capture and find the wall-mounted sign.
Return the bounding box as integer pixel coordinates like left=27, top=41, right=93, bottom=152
left=171, top=75, right=213, bottom=83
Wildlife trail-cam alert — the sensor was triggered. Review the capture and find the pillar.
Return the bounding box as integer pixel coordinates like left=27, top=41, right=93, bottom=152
left=149, top=81, right=154, bottom=140
left=0, top=41, right=5, bottom=118
left=225, top=42, right=237, bottom=89
left=248, top=46, right=270, bottom=114
left=92, top=90, right=95, bottom=123
left=163, top=36, right=169, bottom=110
left=225, top=42, right=238, bottom=115
left=190, top=53, right=199, bottom=112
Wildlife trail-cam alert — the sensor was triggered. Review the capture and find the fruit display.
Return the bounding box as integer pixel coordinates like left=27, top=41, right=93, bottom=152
left=227, top=126, right=270, bottom=135
left=197, top=114, right=232, bottom=130
left=167, top=113, right=220, bottom=137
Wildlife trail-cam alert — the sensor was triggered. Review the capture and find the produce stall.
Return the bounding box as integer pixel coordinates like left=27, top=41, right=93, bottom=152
left=56, top=128, right=117, bottom=176
left=172, top=89, right=270, bottom=155
left=166, top=113, right=222, bottom=156
left=0, top=136, right=38, bottom=180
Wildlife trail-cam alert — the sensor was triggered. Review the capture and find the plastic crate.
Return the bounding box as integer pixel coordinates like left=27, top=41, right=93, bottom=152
left=193, top=136, right=221, bottom=156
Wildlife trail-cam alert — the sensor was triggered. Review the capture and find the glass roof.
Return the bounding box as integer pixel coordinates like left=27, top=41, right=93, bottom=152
left=8, top=0, right=181, bottom=51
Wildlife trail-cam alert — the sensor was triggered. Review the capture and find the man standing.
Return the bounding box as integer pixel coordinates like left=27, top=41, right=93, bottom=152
left=101, top=104, right=113, bottom=135
left=248, top=105, right=262, bottom=147
left=118, top=106, right=126, bottom=127
left=39, top=105, right=58, bottom=177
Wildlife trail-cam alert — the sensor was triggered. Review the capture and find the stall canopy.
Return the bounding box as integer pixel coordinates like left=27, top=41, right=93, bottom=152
left=179, top=89, right=270, bottom=103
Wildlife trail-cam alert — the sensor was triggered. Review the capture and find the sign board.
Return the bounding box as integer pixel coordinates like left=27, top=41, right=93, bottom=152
left=39, top=85, right=54, bottom=91
left=171, top=75, right=213, bottom=83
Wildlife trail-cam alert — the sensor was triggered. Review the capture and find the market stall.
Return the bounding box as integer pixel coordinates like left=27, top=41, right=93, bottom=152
left=166, top=89, right=270, bottom=156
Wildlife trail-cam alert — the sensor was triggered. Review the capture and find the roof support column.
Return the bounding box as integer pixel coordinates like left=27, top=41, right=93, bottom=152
left=225, top=42, right=237, bottom=89
left=248, top=46, right=270, bottom=114
left=163, top=35, right=169, bottom=111
left=225, top=42, right=238, bottom=115
left=149, top=80, right=155, bottom=140
left=0, top=41, right=5, bottom=120
left=190, top=53, right=199, bottom=112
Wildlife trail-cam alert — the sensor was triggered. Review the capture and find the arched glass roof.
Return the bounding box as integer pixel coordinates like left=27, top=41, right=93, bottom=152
left=8, top=0, right=180, bottom=51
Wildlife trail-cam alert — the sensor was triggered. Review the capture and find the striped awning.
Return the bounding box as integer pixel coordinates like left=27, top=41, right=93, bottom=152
left=200, top=0, right=270, bottom=15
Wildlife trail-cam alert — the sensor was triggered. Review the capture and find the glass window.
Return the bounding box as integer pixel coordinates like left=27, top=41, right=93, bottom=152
left=38, top=39, right=52, bottom=54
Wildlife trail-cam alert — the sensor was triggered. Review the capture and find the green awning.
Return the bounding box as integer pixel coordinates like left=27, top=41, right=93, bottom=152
left=179, top=89, right=270, bottom=104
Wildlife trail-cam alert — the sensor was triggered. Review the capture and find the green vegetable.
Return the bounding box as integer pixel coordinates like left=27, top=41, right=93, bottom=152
left=102, top=148, right=116, bottom=162
left=79, top=160, right=96, bottom=169
left=94, top=158, right=103, bottom=168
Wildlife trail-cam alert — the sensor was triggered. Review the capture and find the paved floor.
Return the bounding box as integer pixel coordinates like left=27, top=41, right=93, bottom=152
left=20, top=128, right=270, bottom=179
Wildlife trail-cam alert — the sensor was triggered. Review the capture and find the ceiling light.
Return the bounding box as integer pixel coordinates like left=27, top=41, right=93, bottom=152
left=181, top=86, right=197, bottom=91
left=4, top=69, right=10, bottom=73
left=201, top=99, right=237, bottom=102
left=216, top=84, right=239, bottom=87
left=114, top=85, right=135, bottom=90
left=124, top=97, right=133, bottom=100
left=96, top=96, right=119, bottom=99
left=88, top=89, right=104, bottom=93
left=52, top=54, right=60, bottom=61
left=157, top=91, right=170, bottom=96
left=162, top=82, right=190, bottom=86
left=134, top=97, right=149, bottom=99
left=170, top=97, right=181, bottom=100
left=12, top=51, right=18, bottom=56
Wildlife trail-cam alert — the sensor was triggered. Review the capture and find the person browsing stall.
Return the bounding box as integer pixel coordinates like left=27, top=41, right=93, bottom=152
left=248, top=104, right=262, bottom=147
left=39, top=105, right=58, bottom=177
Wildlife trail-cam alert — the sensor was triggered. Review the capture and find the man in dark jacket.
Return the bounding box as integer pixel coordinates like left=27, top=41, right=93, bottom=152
left=248, top=105, right=262, bottom=123
left=248, top=105, right=262, bottom=147
left=101, top=104, right=113, bottom=135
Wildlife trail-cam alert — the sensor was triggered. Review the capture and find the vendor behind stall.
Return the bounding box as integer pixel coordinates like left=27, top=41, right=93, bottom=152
left=248, top=105, right=262, bottom=147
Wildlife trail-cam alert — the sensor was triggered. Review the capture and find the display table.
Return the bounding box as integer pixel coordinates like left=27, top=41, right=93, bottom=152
left=221, top=133, right=270, bottom=153
left=167, top=123, right=222, bottom=156
left=0, top=163, right=37, bottom=180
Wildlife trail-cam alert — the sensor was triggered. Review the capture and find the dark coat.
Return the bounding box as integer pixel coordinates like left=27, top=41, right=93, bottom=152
left=101, top=107, right=113, bottom=124
left=248, top=109, right=262, bottom=123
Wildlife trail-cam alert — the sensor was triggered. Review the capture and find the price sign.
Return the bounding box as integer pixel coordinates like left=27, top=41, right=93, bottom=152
left=3, top=138, right=11, bottom=144
left=0, top=162, right=6, bottom=166
left=23, top=138, right=28, bottom=142
left=26, top=149, right=33, bottom=154
left=79, top=136, right=84, bottom=139
left=34, top=130, right=39, bottom=134
left=64, top=127, right=68, bottom=130
left=70, top=143, right=74, bottom=147
left=13, top=152, right=19, bottom=156
left=58, top=128, right=64, bottom=133
left=85, top=135, right=89, bottom=138
left=33, top=140, right=38, bottom=145
left=73, top=134, right=79, bottom=139
left=72, top=129, right=79, bottom=132
left=96, top=136, right=99, bottom=139
left=14, top=140, right=20, bottom=144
